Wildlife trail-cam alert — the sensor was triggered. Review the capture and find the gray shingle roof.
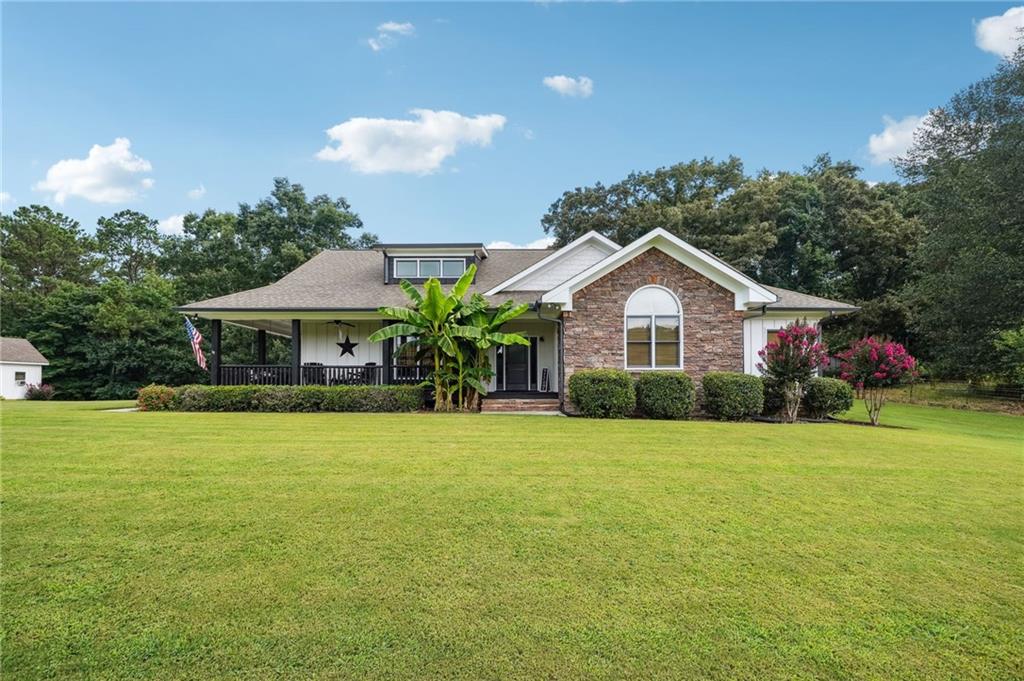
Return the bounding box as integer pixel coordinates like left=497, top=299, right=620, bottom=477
left=0, top=337, right=49, bottom=365
left=179, top=249, right=553, bottom=311
left=178, top=247, right=857, bottom=314
left=763, top=286, right=859, bottom=311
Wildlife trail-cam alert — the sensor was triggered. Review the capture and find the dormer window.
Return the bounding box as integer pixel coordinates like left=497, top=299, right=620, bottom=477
left=393, top=258, right=466, bottom=279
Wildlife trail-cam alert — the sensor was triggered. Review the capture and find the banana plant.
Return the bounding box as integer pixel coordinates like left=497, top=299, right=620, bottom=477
left=460, top=294, right=531, bottom=408
left=368, top=266, right=531, bottom=411
left=368, top=266, right=477, bottom=410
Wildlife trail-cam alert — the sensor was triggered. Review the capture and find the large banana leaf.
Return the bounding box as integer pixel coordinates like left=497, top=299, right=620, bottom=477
left=487, top=331, right=530, bottom=346
left=490, top=302, right=531, bottom=328
left=375, top=305, right=429, bottom=327
left=464, top=376, right=488, bottom=396
left=367, top=323, right=422, bottom=342
left=436, top=333, right=459, bottom=358
left=420, top=279, right=448, bottom=323
left=450, top=325, right=483, bottom=340
left=450, top=264, right=476, bottom=303
left=398, top=279, right=423, bottom=306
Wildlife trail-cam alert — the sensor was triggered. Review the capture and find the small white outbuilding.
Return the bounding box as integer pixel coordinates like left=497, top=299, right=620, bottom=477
left=0, top=337, right=50, bottom=399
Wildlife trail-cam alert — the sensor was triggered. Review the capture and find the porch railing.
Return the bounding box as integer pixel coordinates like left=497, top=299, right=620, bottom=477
left=218, top=364, right=428, bottom=386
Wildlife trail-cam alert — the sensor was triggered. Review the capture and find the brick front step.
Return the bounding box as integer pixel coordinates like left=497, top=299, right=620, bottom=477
left=481, top=398, right=561, bottom=413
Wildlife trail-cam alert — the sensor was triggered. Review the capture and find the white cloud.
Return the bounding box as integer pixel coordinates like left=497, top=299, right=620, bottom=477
left=157, top=214, right=185, bottom=235
left=867, top=114, right=930, bottom=165
left=542, top=75, right=594, bottom=98
left=523, top=128, right=536, bottom=140
left=368, top=21, right=415, bottom=51
left=975, top=7, right=1024, bottom=58
left=33, top=138, right=153, bottom=204
left=187, top=183, right=206, bottom=199
left=316, top=109, right=507, bottom=174
left=0, top=192, right=12, bottom=206
left=486, top=236, right=556, bottom=249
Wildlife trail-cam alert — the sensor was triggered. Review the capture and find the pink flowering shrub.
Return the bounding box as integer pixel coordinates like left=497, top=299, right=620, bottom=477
left=756, top=322, right=829, bottom=422
left=836, top=337, right=917, bottom=425
left=23, top=383, right=55, bottom=400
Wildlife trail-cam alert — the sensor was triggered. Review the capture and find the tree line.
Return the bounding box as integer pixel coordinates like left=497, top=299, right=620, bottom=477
left=541, top=49, right=1023, bottom=383
left=1, top=180, right=377, bottom=398
left=2, top=50, right=1021, bottom=398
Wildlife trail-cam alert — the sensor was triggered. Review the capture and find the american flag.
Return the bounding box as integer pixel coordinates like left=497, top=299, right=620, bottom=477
left=184, top=317, right=207, bottom=370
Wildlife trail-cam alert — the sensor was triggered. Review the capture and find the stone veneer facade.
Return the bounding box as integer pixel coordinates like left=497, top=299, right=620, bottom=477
left=561, top=247, right=745, bottom=392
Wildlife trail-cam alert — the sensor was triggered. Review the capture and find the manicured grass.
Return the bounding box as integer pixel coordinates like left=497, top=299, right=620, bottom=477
left=2, top=401, right=1021, bottom=679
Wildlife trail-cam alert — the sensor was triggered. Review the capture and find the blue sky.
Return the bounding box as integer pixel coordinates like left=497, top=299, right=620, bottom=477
left=2, top=2, right=1021, bottom=246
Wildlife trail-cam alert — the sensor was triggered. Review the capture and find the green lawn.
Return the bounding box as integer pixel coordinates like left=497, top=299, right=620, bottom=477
left=2, top=401, right=1021, bottom=680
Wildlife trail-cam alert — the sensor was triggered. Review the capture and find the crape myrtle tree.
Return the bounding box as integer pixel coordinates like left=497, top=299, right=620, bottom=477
left=756, top=321, right=830, bottom=423
left=837, top=337, right=918, bottom=426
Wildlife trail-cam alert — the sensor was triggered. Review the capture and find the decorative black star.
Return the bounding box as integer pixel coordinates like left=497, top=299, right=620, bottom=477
left=337, top=334, right=359, bottom=358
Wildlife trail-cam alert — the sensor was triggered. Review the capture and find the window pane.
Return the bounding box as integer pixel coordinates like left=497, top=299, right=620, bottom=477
left=626, top=286, right=680, bottom=315
left=419, top=259, right=441, bottom=277
left=627, top=342, right=651, bottom=367
left=766, top=330, right=780, bottom=346
left=626, top=316, right=651, bottom=341
left=395, top=260, right=417, bottom=277
left=442, top=259, right=465, bottom=277
left=655, top=316, right=679, bottom=341
left=655, top=342, right=679, bottom=367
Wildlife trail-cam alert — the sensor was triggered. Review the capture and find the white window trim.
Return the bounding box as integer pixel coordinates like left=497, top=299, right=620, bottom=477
left=623, top=285, right=684, bottom=371
left=393, top=257, right=467, bottom=279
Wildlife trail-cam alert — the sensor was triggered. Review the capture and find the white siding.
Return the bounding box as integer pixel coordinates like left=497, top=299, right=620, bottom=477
left=743, top=313, right=827, bottom=375
left=300, top=321, right=385, bottom=366
left=510, top=243, right=613, bottom=292
left=1, top=364, right=43, bottom=399
left=487, top=320, right=559, bottom=392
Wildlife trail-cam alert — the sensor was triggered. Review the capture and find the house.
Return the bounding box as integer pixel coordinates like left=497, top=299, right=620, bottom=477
left=0, top=337, right=49, bottom=400
left=177, top=228, right=857, bottom=411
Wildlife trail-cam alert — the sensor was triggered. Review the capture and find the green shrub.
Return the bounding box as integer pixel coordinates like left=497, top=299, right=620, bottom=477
left=568, top=369, right=636, bottom=418
left=162, top=384, right=424, bottom=413
left=761, top=377, right=785, bottom=417
left=137, top=384, right=176, bottom=411
left=701, top=372, right=764, bottom=421
left=635, top=372, right=695, bottom=420
left=804, top=377, right=854, bottom=419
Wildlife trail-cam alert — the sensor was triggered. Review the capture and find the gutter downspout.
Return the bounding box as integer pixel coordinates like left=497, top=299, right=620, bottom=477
left=536, top=301, right=565, bottom=412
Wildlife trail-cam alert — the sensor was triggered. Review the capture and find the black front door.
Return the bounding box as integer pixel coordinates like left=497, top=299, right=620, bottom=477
left=505, top=344, right=530, bottom=391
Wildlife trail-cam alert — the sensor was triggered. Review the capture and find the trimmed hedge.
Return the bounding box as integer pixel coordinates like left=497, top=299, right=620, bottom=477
left=137, top=384, right=176, bottom=411
left=635, top=372, right=695, bottom=420
left=137, top=384, right=425, bottom=413
left=701, top=372, right=764, bottom=421
left=804, top=377, right=854, bottom=419
left=568, top=369, right=636, bottom=418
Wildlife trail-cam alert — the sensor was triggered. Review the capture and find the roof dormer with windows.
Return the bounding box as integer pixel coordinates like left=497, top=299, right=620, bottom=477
left=376, top=243, right=488, bottom=284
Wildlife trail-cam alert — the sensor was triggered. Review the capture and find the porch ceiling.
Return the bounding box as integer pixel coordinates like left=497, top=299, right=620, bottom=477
left=223, top=319, right=294, bottom=337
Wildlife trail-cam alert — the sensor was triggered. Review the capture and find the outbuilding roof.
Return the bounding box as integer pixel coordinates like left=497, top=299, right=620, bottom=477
left=0, top=337, right=49, bottom=365
left=178, top=248, right=553, bottom=312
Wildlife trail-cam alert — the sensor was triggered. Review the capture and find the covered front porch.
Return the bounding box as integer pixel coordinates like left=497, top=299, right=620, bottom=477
left=199, top=312, right=560, bottom=392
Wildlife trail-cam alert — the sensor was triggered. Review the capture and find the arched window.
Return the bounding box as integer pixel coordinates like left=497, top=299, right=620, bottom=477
left=625, top=286, right=682, bottom=369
